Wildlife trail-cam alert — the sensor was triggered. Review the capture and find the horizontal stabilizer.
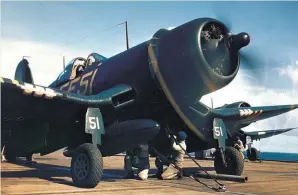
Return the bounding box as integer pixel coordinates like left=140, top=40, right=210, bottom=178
left=241, top=127, right=298, bottom=141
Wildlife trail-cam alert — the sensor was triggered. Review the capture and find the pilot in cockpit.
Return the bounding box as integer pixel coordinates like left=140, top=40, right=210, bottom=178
left=70, top=58, right=86, bottom=79
left=87, top=55, right=96, bottom=66
left=86, top=53, right=107, bottom=67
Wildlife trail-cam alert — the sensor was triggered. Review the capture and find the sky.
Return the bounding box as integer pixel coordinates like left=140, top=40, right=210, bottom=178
left=1, top=1, right=298, bottom=153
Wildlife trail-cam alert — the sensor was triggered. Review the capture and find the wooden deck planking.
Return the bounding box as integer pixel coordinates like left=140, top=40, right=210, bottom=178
left=1, top=152, right=297, bottom=195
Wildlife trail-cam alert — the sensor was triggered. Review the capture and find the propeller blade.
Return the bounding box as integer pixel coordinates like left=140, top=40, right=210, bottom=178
left=240, top=48, right=266, bottom=73
left=212, top=6, right=267, bottom=82
left=212, top=5, right=233, bottom=31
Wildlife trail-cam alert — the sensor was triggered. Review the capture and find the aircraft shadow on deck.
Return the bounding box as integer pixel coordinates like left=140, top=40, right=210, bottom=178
left=1, top=159, right=122, bottom=187
left=1, top=158, right=214, bottom=187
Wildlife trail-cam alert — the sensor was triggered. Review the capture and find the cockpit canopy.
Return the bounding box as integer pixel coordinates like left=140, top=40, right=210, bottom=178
left=55, top=53, right=107, bottom=86
left=86, top=53, right=107, bottom=66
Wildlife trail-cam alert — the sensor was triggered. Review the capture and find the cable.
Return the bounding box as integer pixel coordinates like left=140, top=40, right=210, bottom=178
left=165, top=127, right=223, bottom=184
left=56, top=22, right=123, bottom=50
left=161, top=126, right=227, bottom=192
left=149, top=145, right=226, bottom=192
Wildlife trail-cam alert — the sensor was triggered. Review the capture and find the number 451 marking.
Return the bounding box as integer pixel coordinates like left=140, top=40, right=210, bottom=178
left=214, top=126, right=223, bottom=137
left=89, top=116, right=100, bottom=130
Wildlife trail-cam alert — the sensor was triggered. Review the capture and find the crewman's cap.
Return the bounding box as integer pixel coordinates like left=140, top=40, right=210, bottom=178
left=178, top=131, right=187, bottom=141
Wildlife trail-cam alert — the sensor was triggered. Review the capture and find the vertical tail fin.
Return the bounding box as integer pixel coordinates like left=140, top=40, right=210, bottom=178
left=14, top=59, right=34, bottom=84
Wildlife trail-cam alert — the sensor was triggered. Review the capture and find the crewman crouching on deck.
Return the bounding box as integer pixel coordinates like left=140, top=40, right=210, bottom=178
left=155, top=131, right=187, bottom=180
left=234, top=136, right=245, bottom=159
left=234, top=136, right=245, bottom=151
left=123, top=144, right=150, bottom=180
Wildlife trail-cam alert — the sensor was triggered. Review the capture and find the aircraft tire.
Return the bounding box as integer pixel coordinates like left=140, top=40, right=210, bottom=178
left=247, top=147, right=259, bottom=161
left=70, top=143, right=103, bottom=188
left=3, top=145, right=17, bottom=162
left=214, top=147, right=244, bottom=176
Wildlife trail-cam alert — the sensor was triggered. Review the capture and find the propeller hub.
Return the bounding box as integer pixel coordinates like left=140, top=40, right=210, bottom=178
left=229, top=32, right=250, bottom=52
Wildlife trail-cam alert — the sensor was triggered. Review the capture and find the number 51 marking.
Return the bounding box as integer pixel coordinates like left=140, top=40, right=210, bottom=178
left=214, top=126, right=223, bottom=137
left=89, top=116, right=100, bottom=130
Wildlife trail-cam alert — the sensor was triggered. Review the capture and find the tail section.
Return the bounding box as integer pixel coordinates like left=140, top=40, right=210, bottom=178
left=14, top=59, right=34, bottom=84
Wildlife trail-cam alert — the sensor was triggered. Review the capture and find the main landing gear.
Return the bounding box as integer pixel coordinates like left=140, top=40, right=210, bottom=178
left=70, top=143, right=104, bottom=188
left=246, top=138, right=260, bottom=162
left=2, top=146, right=37, bottom=165
left=64, top=107, right=105, bottom=188
left=212, top=118, right=245, bottom=176
left=214, top=147, right=244, bottom=175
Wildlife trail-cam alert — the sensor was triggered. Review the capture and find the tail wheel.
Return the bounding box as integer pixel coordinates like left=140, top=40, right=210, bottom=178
left=214, top=147, right=244, bottom=176
left=247, top=147, right=259, bottom=161
left=71, top=143, right=103, bottom=188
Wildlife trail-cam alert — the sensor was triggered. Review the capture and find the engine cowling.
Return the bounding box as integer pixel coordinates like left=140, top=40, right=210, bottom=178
left=221, top=101, right=251, bottom=109
left=220, top=101, right=251, bottom=129
left=150, top=18, right=241, bottom=103
left=147, top=17, right=250, bottom=141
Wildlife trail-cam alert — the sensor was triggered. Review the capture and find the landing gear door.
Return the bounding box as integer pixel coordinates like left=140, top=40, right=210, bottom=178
left=85, top=108, right=105, bottom=146
left=213, top=118, right=228, bottom=149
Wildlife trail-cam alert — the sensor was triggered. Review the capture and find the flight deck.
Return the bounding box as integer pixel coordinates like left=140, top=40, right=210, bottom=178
left=1, top=151, right=298, bottom=195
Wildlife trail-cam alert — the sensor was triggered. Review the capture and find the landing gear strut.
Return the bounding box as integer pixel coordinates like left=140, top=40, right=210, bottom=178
left=212, top=118, right=244, bottom=176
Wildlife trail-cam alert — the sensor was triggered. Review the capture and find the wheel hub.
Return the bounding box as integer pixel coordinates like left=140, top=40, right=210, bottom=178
left=74, top=153, right=89, bottom=180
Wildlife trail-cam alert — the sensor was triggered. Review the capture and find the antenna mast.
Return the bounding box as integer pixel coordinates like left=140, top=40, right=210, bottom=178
left=117, top=21, right=129, bottom=50
left=125, top=21, right=129, bottom=50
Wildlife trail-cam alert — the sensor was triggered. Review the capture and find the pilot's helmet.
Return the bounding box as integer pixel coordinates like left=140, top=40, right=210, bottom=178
left=87, top=55, right=96, bottom=66
left=177, top=131, right=187, bottom=142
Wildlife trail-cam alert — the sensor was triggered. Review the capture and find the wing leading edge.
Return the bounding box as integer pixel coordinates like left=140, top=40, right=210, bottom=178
left=209, top=104, right=298, bottom=137
left=212, top=104, right=298, bottom=125
left=1, top=77, right=135, bottom=123
left=1, top=77, right=134, bottom=107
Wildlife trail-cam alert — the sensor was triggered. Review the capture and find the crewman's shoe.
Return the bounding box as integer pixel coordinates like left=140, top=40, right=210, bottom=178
left=136, top=175, right=148, bottom=180
left=177, top=172, right=183, bottom=180
left=1, top=155, right=6, bottom=162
